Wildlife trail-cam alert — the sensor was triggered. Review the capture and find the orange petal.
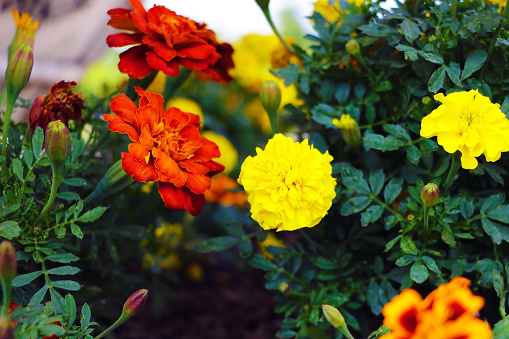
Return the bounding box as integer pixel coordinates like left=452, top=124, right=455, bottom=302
left=152, top=147, right=182, bottom=179
left=128, top=143, right=150, bottom=164
left=146, top=51, right=181, bottom=77
left=179, top=160, right=209, bottom=175
left=200, top=161, right=225, bottom=176
left=118, top=46, right=154, bottom=79
left=121, top=152, right=157, bottom=182
left=192, top=137, right=221, bottom=161
left=110, top=93, right=138, bottom=127
left=130, top=0, right=148, bottom=17
left=185, top=172, right=211, bottom=194
left=106, top=33, right=143, bottom=48
left=158, top=182, right=205, bottom=216
left=104, top=114, right=139, bottom=142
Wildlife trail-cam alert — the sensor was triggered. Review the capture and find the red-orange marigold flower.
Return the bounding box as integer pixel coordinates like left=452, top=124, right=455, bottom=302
left=29, top=80, right=85, bottom=134
left=106, top=0, right=234, bottom=83
left=105, top=87, right=225, bottom=216
left=204, top=174, right=247, bottom=208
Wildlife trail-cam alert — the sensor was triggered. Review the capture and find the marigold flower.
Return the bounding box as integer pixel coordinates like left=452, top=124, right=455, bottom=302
left=104, top=87, right=224, bottom=216
left=420, top=90, right=509, bottom=170
left=106, top=0, right=234, bottom=83
left=332, top=114, right=362, bottom=148
left=258, top=232, right=287, bottom=260
left=381, top=277, right=492, bottom=339
left=29, top=81, right=85, bottom=134
left=9, top=9, right=39, bottom=59
left=204, top=174, right=247, bottom=209
left=238, top=134, right=336, bottom=231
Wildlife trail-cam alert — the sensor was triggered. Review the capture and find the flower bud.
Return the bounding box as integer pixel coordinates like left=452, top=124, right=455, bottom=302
left=322, top=305, right=355, bottom=339
left=8, top=9, right=39, bottom=59
left=0, top=317, right=14, bottom=339
left=260, top=80, right=282, bottom=134
left=421, top=183, right=439, bottom=207
left=255, top=0, right=271, bottom=11
left=5, top=44, right=33, bottom=100
left=45, top=120, right=72, bottom=171
left=332, top=114, right=361, bottom=149
left=279, top=281, right=291, bottom=294
left=345, top=39, right=361, bottom=57
left=421, top=96, right=432, bottom=106
left=122, top=289, right=148, bottom=318
left=0, top=241, right=17, bottom=283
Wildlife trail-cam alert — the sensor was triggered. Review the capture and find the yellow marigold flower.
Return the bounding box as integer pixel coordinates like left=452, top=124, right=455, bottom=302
left=201, top=131, right=238, bottom=173
left=9, top=9, right=39, bottom=58
left=420, top=90, right=509, bottom=170
left=238, top=134, right=336, bottom=231
left=332, top=114, right=362, bottom=148
left=314, top=0, right=341, bottom=23
left=166, top=97, right=205, bottom=128
left=146, top=71, right=167, bottom=94
left=381, top=277, right=492, bottom=339
left=258, top=232, right=287, bottom=260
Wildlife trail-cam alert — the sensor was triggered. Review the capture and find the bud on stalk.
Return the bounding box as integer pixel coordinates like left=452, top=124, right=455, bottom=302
left=421, top=183, right=439, bottom=207
left=322, top=305, right=355, bottom=339
left=332, top=114, right=362, bottom=149
left=45, top=120, right=72, bottom=172
left=0, top=241, right=16, bottom=318
left=259, top=80, right=282, bottom=135
left=122, top=289, right=148, bottom=318
left=5, top=44, right=33, bottom=100
left=0, top=317, right=14, bottom=339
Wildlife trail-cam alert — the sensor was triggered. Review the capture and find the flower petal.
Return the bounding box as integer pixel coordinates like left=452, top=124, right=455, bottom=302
left=104, top=114, right=139, bottom=142
left=106, top=33, right=143, bottom=48
left=158, top=182, right=205, bottom=216
left=185, top=172, right=211, bottom=194
left=110, top=93, right=139, bottom=128
left=118, top=46, right=154, bottom=79
left=146, top=51, right=180, bottom=76
left=128, top=142, right=150, bottom=164
left=121, top=152, right=157, bottom=182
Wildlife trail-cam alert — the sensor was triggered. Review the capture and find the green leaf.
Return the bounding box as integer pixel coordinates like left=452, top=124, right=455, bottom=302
left=384, top=124, right=411, bottom=141
left=81, top=303, right=91, bottom=329
left=384, top=235, right=401, bottom=252
left=410, top=260, right=428, bottom=283
left=361, top=205, right=384, bottom=226
left=367, top=280, right=381, bottom=315
left=460, top=199, right=474, bottom=218
left=334, top=82, right=350, bottom=104
left=481, top=194, right=504, bottom=214
left=70, top=223, right=84, bottom=239
left=29, top=285, right=48, bottom=305
left=45, top=253, right=79, bottom=263
left=369, top=169, right=385, bottom=196
left=50, top=288, right=66, bottom=314
left=363, top=134, right=408, bottom=151
left=445, top=62, right=462, bottom=87
left=55, top=226, right=66, bottom=239
left=12, top=271, right=43, bottom=287
left=0, top=204, right=21, bottom=219
left=56, top=192, right=80, bottom=201
left=314, top=257, right=336, bottom=270
left=249, top=254, right=278, bottom=271
left=341, top=168, right=371, bottom=195
left=32, top=127, right=44, bottom=159
left=422, top=256, right=441, bottom=273
left=481, top=218, right=509, bottom=245
left=418, top=51, right=444, bottom=64
left=12, top=158, right=23, bottom=181
left=400, top=235, right=418, bottom=255
left=384, top=177, right=403, bottom=203
left=341, top=196, right=372, bottom=215
left=65, top=294, right=77, bottom=328
left=0, top=221, right=22, bottom=240
left=52, top=280, right=81, bottom=291
left=277, top=330, right=298, bottom=339
left=395, top=255, right=417, bottom=266
left=238, top=240, right=253, bottom=259
left=194, top=236, right=241, bottom=253
left=428, top=66, right=446, bottom=93
left=63, top=178, right=88, bottom=187
left=487, top=205, right=509, bottom=224
left=493, top=317, right=509, bottom=339
left=400, top=19, right=420, bottom=43
left=47, top=266, right=80, bottom=276
left=76, top=206, right=108, bottom=223
left=407, top=145, right=420, bottom=165
left=461, top=50, right=487, bottom=81
left=71, top=139, right=85, bottom=162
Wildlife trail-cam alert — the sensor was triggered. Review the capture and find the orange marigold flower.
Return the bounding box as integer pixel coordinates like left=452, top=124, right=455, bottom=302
left=29, top=81, right=85, bottom=134
left=106, top=0, right=234, bottom=83
left=381, top=277, right=492, bottom=339
left=104, top=87, right=225, bottom=216
left=204, top=174, right=247, bottom=208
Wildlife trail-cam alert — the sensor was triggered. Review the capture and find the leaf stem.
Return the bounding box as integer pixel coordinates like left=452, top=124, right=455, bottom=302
left=442, top=151, right=461, bottom=194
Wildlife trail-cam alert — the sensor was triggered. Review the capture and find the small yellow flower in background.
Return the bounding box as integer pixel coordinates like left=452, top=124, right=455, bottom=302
left=244, top=100, right=272, bottom=134
left=420, top=90, right=509, bottom=170
left=238, top=134, right=336, bottom=231
left=140, top=222, right=183, bottom=270
left=200, top=131, right=238, bottom=173
left=314, top=0, right=342, bottom=23
left=381, top=277, right=492, bottom=339
left=9, top=9, right=39, bottom=58
left=332, top=114, right=362, bottom=148
left=166, top=97, right=205, bottom=128
left=146, top=71, right=167, bottom=94
left=78, top=51, right=128, bottom=96
left=258, top=232, right=287, bottom=260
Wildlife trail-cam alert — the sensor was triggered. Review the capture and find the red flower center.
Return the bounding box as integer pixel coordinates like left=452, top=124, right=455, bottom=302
left=400, top=308, right=419, bottom=333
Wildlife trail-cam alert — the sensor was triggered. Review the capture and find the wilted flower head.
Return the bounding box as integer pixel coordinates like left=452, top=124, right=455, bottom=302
left=106, top=0, right=234, bottom=83
left=9, top=9, right=39, bottom=58
left=104, top=87, right=224, bottom=216
left=381, top=277, right=492, bottom=339
left=29, top=81, right=85, bottom=134
left=238, top=134, right=336, bottom=231
left=420, top=90, right=509, bottom=170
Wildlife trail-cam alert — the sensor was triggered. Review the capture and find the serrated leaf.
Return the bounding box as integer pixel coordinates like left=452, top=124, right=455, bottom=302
left=45, top=253, right=79, bottom=263
left=56, top=192, right=80, bottom=201
left=400, top=19, right=420, bottom=43
left=50, top=288, right=66, bottom=314
left=314, top=257, right=336, bottom=270
left=12, top=158, right=23, bottom=181
left=81, top=303, right=91, bottom=328
left=249, top=254, right=278, bottom=271
left=367, top=280, right=381, bottom=315
left=12, top=271, right=43, bottom=287
left=369, top=169, right=385, bottom=196
left=384, top=177, right=403, bottom=204
left=410, top=261, right=428, bottom=283
left=400, top=235, right=418, bottom=255
left=77, top=206, right=108, bottom=223
left=32, top=127, right=44, bottom=159
left=396, top=255, right=417, bottom=266
left=422, top=256, right=441, bottom=273
left=407, top=145, right=420, bottom=165
left=341, top=196, right=372, bottom=215
left=70, top=223, right=83, bottom=239
left=493, top=317, right=509, bottom=339
left=361, top=205, right=384, bottom=226
left=461, top=50, right=487, bottom=81
left=487, top=205, right=509, bottom=224
left=341, top=168, right=371, bottom=195
left=55, top=226, right=66, bottom=239
left=47, top=266, right=80, bottom=276
left=481, top=194, right=504, bottom=214
left=385, top=235, right=402, bottom=252
left=63, top=178, right=88, bottom=187
left=52, top=280, right=81, bottom=291
left=29, top=285, right=48, bottom=305
left=334, top=82, right=350, bottom=104
left=0, top=221, right=22, bottom=240
left=445, top=62, right=462, bottom=86
left=384, top=124, right=411, bottom=141
left=65, top=294, right=77, bottom=328
left=238, top=240, right=253, bottom=259
left=194, top=236, right=241, bottom=253
left=428, top=67, right=446, bottom=93
left=363, top=134, right=407, bottom=151
left=481, top=218, right=509, bottom=245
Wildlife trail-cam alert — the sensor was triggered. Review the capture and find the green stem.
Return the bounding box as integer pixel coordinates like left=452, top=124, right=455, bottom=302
left=423, top=205, right=431, bottom=233
left=451, top=0, right=457, bottom=19
left=443, top=151, right=461, bottom=194
left=479, top=3, right=509, bottom=79
left=1, top=279, right=12, bottom=317
left=162, top=67, right=191, bottom=102
left=1, top=96, right=16, bottom=182
left=0, top=88, right=6, bottom=110
left=413, top=0, right=422, bottom=16
left=40, top=166, right=62, bottom=217
left=339, top=325, right=355, bottom=339
left=94, top=314, right=131, bottom=339
left=261, top=8, right=296, bottom=55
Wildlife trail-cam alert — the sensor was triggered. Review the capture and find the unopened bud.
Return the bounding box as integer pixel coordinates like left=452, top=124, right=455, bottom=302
left=332, top=114, right=361, bottom=149
left=255, top=0, right=271, bottom=11
left=345, top=39, right=361, bottom=57
left=122, top=289, right=148, bottom=317
left=322, top=305, right=355, bottom=339
left=260, top=80, right=282, bottom=134
left=421, top=183, right=439, bottom=207
left=5, top=44, right=33, bottom=100
left=421, top=96, right=432, bottom=105
left=279, top=281, right=291, bottom=294
left=0, top=241, right=17, bottom=283
left=0, top=317, right=14, bottom=339
left=45, top=120, right=72, bottom=171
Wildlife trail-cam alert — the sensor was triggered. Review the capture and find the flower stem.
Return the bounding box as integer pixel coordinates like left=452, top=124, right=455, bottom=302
left=443, top=151, right=461, bottom=194
left=1, top=96, right=16, bottom=182
left=479, top=3, right=509, bottom=79
left=1, top=279, right=12, bottom=317
left=40, top=166, right=61, bottom=217
left=260, top=8, right=296, bottom=55
left=422, top=205, right=431, bottom=233
left=0, top=88, right=6, bottom=110
left=94, top=314, right=131, bottom=339
left=162, top=67, right=191, bottom=101
left=451, top=0, right=457, bottom=19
